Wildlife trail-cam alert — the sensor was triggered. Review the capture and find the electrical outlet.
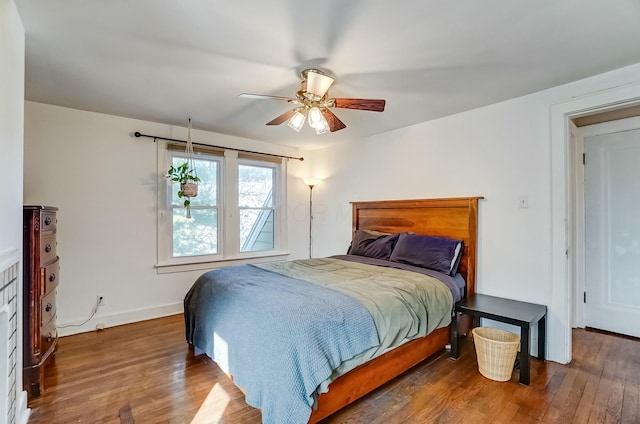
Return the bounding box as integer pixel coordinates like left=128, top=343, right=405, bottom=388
left=97, top=295, right=105, bottom=306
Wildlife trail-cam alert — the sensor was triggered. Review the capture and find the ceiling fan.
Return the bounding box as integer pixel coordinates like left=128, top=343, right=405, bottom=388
left=239, top=69, right=386, bottom=134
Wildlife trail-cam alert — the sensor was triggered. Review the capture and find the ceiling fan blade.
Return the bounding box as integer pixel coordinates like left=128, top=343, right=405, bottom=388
left=266, top=109, right=297, bottom=126
left=239, top=93, right=296, bottom=102
left=322, top=109, right=347, bottom=132
left=333, top=98, right=386, bottom=112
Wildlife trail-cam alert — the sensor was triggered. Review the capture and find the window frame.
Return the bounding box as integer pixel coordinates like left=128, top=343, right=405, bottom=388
left=156, top=146, right=289, bottom=273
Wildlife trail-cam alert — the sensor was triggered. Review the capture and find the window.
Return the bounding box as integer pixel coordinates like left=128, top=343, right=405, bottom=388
left=239, top=163, right=276, bottom=252
left=170, top=153, right=220, bottom=257
left=157, top=147, right=288, bottom=271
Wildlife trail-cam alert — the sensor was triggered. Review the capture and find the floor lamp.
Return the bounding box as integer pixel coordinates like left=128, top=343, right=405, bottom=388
left=303, top=178, right=319, bottom=258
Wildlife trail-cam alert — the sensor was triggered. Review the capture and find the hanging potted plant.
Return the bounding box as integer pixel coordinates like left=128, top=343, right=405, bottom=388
left=165, top=119, right=200, bottom=218
left=166, top=161, right=201, bottom=202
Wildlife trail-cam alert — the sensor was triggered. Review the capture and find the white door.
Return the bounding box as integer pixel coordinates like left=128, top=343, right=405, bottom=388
left=584, top=124, right=640, bottom=337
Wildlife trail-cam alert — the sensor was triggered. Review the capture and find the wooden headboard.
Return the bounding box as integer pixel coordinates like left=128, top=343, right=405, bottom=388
left=351, top=197, right=482, bottom=298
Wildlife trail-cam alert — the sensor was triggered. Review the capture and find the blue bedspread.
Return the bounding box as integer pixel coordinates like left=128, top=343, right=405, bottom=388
left=184, top=264, right=379, bottom=424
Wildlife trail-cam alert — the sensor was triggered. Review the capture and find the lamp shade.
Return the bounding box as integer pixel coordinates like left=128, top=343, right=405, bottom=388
left=287, top=110, right=306, bottom=132
left=306, top=71, right=334, bottom=99
left=315, top=116, right=330, bottom=134
left=303, top=177, right=319, bottom=188
left=308, top=107, right=324, bottom=129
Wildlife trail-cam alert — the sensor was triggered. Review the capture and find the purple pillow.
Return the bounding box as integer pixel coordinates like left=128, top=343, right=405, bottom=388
left=389, top=233, right=463, bottom=275
left=348, top=230, right=399, bottom=260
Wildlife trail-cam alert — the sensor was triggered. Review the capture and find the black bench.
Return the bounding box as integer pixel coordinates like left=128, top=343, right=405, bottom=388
left=450, top=293, right=547, bottom=385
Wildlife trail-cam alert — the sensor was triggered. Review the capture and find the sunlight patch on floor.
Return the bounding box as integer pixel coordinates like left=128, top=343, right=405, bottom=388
left=190, top=383, right=231, bottom=424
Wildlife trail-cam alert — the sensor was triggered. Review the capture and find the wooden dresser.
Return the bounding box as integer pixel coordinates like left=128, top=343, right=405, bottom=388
left=23, top=205, right=59, bottom=398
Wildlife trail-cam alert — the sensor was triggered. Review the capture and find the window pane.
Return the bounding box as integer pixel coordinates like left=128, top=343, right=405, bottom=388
left=171, top=156, right=218, bottom=207
left=240, top=209, right=274, bottom=252
left=238, top=165, right=273, bottom=208
left=172, top=208, right=218, bottom=256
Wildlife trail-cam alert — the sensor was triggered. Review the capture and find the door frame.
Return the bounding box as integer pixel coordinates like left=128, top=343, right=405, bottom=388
left=550, top=83, right=640, bottom=364
left=569, top=120, right=585, bottom=329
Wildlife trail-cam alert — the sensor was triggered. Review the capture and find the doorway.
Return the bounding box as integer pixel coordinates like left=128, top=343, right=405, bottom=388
left=550, top=83, right=640, bottom=364
left=573, top=117, right=640, bottom=338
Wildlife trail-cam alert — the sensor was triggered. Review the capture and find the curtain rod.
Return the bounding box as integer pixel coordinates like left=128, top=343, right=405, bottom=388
left=134, top=131, right=304, bottom=161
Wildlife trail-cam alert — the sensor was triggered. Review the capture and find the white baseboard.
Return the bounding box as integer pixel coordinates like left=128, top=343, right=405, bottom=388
left=57, top=302, right=184, bottom=337
left=15, top=390, right=30, bottom=424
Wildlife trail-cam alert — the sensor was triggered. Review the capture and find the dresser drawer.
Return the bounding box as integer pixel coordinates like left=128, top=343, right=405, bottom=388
left=40, top=233, right=57, bottom=265
left=41, top=290, right=56, bottom=327
left=40, top=319, right=57, bottom=357
left=41, top=211, right=57, bottom=233
left=40, top=318, right=58, bottom=355
left=43, top=258, right=60, bottom=294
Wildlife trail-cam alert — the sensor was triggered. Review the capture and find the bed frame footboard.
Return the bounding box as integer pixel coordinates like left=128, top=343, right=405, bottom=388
left=309, top=325, right=450, bottom=423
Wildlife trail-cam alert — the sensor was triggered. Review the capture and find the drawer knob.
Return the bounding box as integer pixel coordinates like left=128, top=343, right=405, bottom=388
left=49, top=273, right=56, bottom=282
left=46, top=333, right=53, bottom=343
left=45, top=216, right=52, bottom=226
left=45, top=303, right=52, bottom=312
left=45, top=244, right=52, bottom=253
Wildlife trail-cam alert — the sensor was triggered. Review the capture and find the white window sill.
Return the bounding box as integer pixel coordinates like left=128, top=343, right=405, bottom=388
left=155, top=251, right=291, bottom=274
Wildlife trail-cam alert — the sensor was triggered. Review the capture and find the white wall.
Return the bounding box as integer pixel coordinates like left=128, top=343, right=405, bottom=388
left=24, top=103, right=311, bottom=335
left=1, top=0, right=30, bottom=422
left=0, top=0, right=24, bottom=253
left=307, top=62, right=640, bottom=364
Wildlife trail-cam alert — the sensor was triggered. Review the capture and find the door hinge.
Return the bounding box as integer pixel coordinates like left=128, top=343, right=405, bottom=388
left=583, top=153, right=586, bottom=165
left=584, top=291, right=587, bottom=303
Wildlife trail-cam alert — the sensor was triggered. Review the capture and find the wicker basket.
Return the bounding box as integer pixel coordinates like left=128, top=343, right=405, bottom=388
left=472, top=327, right=520, bottom=382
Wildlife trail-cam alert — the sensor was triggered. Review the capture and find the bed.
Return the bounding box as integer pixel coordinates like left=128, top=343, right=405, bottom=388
left=184, top=197, right=481, bottom=423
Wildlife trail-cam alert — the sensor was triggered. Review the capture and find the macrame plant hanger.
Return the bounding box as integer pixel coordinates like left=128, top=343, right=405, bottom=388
left=182, top=118, right=199, bottom=218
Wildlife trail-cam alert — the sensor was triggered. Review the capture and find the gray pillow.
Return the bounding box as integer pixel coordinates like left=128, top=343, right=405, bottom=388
left=389, top=233, right=463, bottom=275
left=348, top=230, right=399, bottom=260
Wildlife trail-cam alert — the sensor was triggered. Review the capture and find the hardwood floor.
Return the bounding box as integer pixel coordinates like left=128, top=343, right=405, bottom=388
left=27, top=314, right=640, bottom=424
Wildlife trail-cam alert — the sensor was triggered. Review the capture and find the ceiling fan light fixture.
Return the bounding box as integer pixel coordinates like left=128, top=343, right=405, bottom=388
left=287, top=109, right=306, bottom=132
left=308, top=107, right=324, bottom=129
left=315, top=118, right=330, bottom=135
left=305, top=70, right=334, bottom=100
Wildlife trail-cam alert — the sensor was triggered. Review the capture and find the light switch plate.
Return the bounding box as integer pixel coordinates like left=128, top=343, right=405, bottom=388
left=519, top=195, right=529, bottom=209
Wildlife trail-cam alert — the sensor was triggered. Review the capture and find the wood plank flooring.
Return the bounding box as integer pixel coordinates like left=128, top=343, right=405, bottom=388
left=27, top=314, right=640, bottom=424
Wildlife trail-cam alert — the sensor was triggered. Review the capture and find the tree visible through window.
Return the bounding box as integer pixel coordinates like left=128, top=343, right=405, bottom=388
left=160, top=148, right=285, bottom=267
left=171, top=154, right=219, bottom=257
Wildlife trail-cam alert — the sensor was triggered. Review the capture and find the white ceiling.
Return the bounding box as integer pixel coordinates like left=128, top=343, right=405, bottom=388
left=15, top=0, right=640, bottom=149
